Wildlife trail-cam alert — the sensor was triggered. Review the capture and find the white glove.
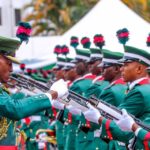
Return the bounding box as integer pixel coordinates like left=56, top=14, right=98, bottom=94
left=51, top=100, right=65, bottom=110
left=38, top=142, right=46, bottom=149
left=39, top=133, right=47, bottom=140
left=115, top=109, right=135, bottom=131
left=66, top=105, right=82, bottom=115
left=83, top=103, right=101, bottom=124
left=50, top=79, right=68, bottom=99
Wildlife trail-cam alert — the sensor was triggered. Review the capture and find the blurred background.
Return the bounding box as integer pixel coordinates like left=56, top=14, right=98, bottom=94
left=0, top=0, right=150, bottom=71
left=1, top=0, right=150, bottom=37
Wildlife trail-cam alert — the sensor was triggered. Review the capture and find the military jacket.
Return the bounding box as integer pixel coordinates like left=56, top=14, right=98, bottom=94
left=99, top=78, right=127, bottom=107
left=0, top=88, right=51, bottom=145
left=101, top=78, right=150, bottom=149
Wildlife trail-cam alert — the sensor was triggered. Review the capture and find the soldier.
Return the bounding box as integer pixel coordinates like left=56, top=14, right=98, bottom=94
left=79, top=49, right=127, bottom=150
left=98, top=50, right=127, bottom=106
left=70, top=49, right=93, bottom=95
left=62, top=57, right=76, bottom=86
left=52, top=57, right=67, bottom=81
left=83, top=45, right=150, bottom=149
left=0, top=36, right=68, bottom=149
left=87, top=48, right=102, bottom=76
left=54, top=49, right=92, bottom=150
left=84, top=48, right=108, bottom=99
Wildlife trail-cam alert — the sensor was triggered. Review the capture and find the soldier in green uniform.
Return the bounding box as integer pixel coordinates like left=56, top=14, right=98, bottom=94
left=70, top=49, right=93, bottom=95
left=98, top=50, right=127, bottom=106
left=84, top=47, right=108, bottom=99
left=83, top=45, right=150, bottom=149
left=97, top=50, right=127, bottom=150
left=0, top=36, right=68, bottom=149
left=52, top=57, right=67, bottom=81
left=80, top=49, right=127, bottom=150
left=62, top=49, right=93, bottom=150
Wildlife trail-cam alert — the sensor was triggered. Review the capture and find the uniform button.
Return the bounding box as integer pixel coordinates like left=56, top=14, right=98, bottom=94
left=96, top=148, right=99, bottom=150
left=76, top=134, right=78, bottom=136
left=84, top=136, right=86, bottom=139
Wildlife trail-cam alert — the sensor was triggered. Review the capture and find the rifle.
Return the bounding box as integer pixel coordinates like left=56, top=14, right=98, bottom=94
left=56, top=90, right=89, bottom=124
left=10, top=74, right=150, bottom=132
left=66, top=91, right=150, bottom=131
left=89, top=96, right=150, bottom=132
left=10, top=73, right=50, bottom=92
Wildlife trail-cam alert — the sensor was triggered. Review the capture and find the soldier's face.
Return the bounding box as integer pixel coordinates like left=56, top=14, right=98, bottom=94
left=66, top=68, right=77, bottom=81
left=121, top=61, right=141, bottom=82
left=102, top=66, right=116, bottom=81
left=0, top=55, right=12, bottom=83
left=90, top=60, right=102, bottom=75
left=55, top=70, right=65, bottom=80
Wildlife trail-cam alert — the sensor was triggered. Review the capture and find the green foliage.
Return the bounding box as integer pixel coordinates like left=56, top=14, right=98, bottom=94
left=121, top=0, right=150, bottom=23
left=23, top=0, right=98, bottom=36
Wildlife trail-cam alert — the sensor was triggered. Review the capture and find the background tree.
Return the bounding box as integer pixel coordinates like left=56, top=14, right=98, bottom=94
left=121, top=0, right=150, bottom=23
left=23, top=0, right=98, bottom=36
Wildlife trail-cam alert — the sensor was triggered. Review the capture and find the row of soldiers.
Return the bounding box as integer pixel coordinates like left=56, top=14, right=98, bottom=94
left=16, top=40, right=150, bottom=150
left=0, top=32, right=150, bottom=150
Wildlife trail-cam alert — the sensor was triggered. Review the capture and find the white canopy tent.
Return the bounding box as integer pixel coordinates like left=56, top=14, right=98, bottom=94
left=62, top=0, right=150, bottom=53
left=14, top=0, right=150, bottom=71
left=14, top=36, right=61, bottom=71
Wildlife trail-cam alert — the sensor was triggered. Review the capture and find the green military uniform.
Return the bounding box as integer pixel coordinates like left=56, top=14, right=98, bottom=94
left=99, top=78, right=127, bottom=150
left=0, top=36, right=54, bottom=149
left=71, top=76, right=109, bottom=150
left=23, top=111, right=50, bottom=150
left=52, top=57, right=68, bottom=150
left=97, top=50, right=126, bottom=107
left=135, top=128, right=150, bottom=149
left=0, top=86, right=52, bottom=148
left=100, top=45, right=150, bottom=149
left=70, top=76, right=93, bottom=97
left=76, top=114, right=108, bottom=150
left=85, top=76, right=109, bottom=98
left=64, top=48, right=95, bottom=150
left=81, top=50, right=127, bottom=150
left=98, top=78, right=126, bottom=107
left=69, top=47, right=104, bottom=150
left=64, top=76, right=93, bottom=150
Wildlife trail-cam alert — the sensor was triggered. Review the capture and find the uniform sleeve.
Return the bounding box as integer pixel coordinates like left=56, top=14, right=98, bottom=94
left=69, top=84, right=82, bottom=95
left=119, top=90, right=144, bottom=116
left=84, top=83, right=97, bottom=98
left=101, top=118, right=134, bottom=144
left=136, top=128, right=150, bottom=141
left=0, top=91, right=51, bottom=120
left=11, top=92, right=26, bottom=100
left=135, top=128, right=150, bottom=149
left=101, top=91, right=116, bottom=106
